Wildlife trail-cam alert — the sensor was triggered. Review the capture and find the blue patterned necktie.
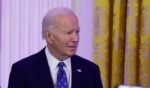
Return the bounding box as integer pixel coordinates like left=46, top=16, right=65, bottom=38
left=57, top=62, right=68, bottom=88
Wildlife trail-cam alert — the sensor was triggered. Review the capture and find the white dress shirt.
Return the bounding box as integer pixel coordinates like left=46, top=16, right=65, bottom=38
left=45, top=47, right=72, bottom=88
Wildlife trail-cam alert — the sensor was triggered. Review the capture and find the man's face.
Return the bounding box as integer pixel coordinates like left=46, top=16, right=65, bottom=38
left=47, top=15, right=80, bottom=59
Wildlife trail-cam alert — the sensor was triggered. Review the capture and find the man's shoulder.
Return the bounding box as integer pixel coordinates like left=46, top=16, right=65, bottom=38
left=12, top=48, right=45, bottom=68
left=72, top=55, right=99, bottom=69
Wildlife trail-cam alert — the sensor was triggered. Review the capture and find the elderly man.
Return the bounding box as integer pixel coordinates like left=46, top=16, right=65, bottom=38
left=8, top=7, right=103, bottom=88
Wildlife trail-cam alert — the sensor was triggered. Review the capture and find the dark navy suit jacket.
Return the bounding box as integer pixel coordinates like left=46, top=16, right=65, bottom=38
left=8, top=48, right=103, bottom=88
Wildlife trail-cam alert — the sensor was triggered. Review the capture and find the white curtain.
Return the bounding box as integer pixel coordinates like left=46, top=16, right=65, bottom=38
left=0, top=0, right=93, bottom=88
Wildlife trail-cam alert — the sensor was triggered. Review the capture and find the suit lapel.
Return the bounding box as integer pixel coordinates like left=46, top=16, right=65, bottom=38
left=34, top=49, right=84, bottom=88
left=71, top=56, right=83, bottom=88
left=35, top=48, right=54, bottom=88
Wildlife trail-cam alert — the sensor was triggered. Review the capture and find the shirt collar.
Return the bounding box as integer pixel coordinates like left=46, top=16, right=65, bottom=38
left=45, top=47, right=71, bottom=70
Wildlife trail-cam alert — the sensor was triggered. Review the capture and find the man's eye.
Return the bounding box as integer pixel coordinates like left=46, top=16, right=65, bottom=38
left=76, top=30, right=80, bottom=34
left=66, top=32, right=72, bottom=34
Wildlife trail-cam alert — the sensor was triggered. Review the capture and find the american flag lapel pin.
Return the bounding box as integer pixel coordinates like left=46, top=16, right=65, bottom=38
left=77, top=69, right=82, bottom=72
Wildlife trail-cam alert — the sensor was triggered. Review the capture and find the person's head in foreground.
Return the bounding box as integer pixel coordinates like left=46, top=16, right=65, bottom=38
left=42, top=7, right=80, bottom=61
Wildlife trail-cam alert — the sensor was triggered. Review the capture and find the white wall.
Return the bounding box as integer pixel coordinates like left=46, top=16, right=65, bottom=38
left=73, top=0, right=94, bottom=61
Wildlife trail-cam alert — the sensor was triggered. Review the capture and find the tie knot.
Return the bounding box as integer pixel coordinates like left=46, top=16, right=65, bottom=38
left=58, top=62, right=65, bottom=69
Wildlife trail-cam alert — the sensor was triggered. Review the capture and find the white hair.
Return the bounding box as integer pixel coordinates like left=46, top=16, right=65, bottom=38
left=42, top=7, right=76, bottom=39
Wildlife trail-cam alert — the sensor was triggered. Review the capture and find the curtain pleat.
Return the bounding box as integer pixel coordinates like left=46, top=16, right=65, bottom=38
left=94, top=0, right=110, bottom=88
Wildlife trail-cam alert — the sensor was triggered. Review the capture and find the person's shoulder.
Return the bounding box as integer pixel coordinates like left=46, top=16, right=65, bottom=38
left=14, top=53, right=37, bottom=66
left=12, top=48, right=45, bottom=68
left=72, top=55, right=99, bottom=69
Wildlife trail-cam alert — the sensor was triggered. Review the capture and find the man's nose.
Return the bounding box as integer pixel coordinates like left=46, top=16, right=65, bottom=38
left=72, top=33, right=79, bottom=42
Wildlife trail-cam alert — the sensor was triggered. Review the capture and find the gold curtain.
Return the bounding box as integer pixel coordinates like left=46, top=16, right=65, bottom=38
left=94, top=0, right=150, bottom=88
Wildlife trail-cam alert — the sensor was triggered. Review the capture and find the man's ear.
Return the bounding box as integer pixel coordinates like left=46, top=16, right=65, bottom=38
left=45, top=31, right=53, bottom=44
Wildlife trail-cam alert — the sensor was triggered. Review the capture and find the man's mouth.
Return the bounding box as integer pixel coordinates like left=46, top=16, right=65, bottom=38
left=68, top=46, right=77, bottom=50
